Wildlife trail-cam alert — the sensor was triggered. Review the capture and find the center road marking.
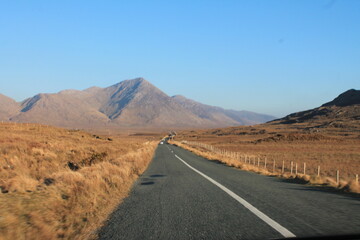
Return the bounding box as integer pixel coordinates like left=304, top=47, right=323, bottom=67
left=173, top=152, right=296, bottom=238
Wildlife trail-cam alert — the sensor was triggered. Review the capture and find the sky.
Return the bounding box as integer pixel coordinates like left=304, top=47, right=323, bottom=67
left=0, top=0, right=359, bottom=117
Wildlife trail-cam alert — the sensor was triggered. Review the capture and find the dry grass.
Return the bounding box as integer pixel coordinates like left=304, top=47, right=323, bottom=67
left=172, top=123, right=360, bottom=193
left=0, top=123, right=159, bottom=240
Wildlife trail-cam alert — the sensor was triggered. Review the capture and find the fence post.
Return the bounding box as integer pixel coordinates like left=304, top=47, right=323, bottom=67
left=336, top=170, right=339, bottom=185
left=317, top=166, right=320, bottom=177
left=273, top=160, right=276, bottom=173
left=290, top=161, right=293, bottom=175
left=264, top=158, right=267, bottom=169
left=356, top=174, right=359, bottom=185
left=303, top=162, right=306, bottom=175
left=295, top=163, right=298, bottom=175
left=282, top=160, right=285, bottom=174
left=257, top=157, right=260, bottom=167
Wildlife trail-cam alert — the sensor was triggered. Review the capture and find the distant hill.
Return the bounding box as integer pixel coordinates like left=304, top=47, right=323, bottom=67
left=321, top=89, right=360, bottom=107
left=269, top=89, right=360, bottom=130
left=0, top=78, right=275, bottom=130
left=0, top=94, right=20, bottom=121
left=171, top=95, right=274, bottom=125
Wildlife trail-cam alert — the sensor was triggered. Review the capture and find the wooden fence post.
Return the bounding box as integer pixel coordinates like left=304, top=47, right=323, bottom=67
left=290, top=161, right=293, bottom=175
left=336, top=170, right=340, bottom=185
left=257, top=157, right=260, bottom=167
left=273, top=160, right=276, bottom=173
left=295, top=163, right=298, bottom=175
left=303, top=163, right=306, bottom=175
left=317, top=166, right=320, bottom=177
left=282, top=160, right=285, bottom=174
left=264, top=158, right=267, bottom=169
left=356, top=174, right=359, bottom=185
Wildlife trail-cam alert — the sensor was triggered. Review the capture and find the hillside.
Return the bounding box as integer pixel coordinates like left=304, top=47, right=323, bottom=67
left=0, top=94, right=20, bottom=121
left=172, top=89, right=360, bottom=193
left=322, top=89, right=360, bottom=107
left=172, top=95, right=274, bottom=125
left=0, top=78, right=275, bottom=130
left=269, top=89, right=360, bottom=133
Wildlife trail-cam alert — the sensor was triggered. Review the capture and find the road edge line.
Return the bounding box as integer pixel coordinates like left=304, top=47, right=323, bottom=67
left=174, top=153, right=296, bottom=238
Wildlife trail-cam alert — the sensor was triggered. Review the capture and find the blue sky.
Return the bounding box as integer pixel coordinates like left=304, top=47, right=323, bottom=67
left=0, top=0, right=359, bottom=117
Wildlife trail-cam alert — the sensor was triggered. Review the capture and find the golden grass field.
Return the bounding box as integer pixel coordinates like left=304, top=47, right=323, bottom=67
left=172, top=123, right=360, bottom=193
left=0, top=123, right=160, bottom=240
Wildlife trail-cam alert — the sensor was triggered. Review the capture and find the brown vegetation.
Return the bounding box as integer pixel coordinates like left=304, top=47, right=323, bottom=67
left=0, top=123, right=159, bottom=240
left=172, top=122, right=360, bottom=193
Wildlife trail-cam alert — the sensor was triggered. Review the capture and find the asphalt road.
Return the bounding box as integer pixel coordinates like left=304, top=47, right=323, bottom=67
left=98, top=143, right=360, bottom=240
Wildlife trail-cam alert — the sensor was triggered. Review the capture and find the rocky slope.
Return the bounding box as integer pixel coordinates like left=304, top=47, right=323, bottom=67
left=269, top=89, right=360, bottom=132
left=0, top=78, right=275, bottom=130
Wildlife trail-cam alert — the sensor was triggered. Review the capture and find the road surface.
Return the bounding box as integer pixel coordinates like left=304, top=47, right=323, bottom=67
left=99, top=143, right=360, bottom=239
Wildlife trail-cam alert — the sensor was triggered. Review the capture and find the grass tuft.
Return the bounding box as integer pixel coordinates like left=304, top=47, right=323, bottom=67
left=0, top=122, right=159, bottom=239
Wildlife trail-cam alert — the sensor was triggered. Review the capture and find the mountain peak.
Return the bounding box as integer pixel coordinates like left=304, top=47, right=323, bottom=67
left=322, top=89, right=360, bottom=107
left=118, top=77, right=147, bottom=85
left=0, top=78, right=274, bottom=129
left=269, top=89, right=360, bottom=126
left=107, top=77, right=152, bottom=91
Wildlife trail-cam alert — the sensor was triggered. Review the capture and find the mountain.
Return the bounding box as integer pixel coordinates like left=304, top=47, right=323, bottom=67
left=269, top=89, right=360, bottom=129
left=321, top=89, right=360, bottom=107
left=0, top=94, right=20, bottom=121
left=1, top=78, right=275, bottom=130
left=12, top=92, right=110, bottom=128
left=171, top=95, right=274, bottom=125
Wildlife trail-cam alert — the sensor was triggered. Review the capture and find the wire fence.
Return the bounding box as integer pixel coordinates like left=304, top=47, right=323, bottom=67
left=182, top=140, right=359, bottom=185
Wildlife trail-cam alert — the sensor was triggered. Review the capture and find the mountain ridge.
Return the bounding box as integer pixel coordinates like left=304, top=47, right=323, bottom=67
left=0, top=93, right=20, bottom=120
left=321, top=89, right=360, bottom=107
left=0, top=78, right=275, bottom=130
left=268, top=89, right=360, bottom=130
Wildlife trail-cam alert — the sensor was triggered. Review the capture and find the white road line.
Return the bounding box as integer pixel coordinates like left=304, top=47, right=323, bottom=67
left=174, top=153, right=296, bottom=238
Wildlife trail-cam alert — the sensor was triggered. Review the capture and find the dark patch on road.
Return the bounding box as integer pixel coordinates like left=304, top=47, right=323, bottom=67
left=140, top=181, right=155, bottom=185
left=150, top=174, right=166, bottom=178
